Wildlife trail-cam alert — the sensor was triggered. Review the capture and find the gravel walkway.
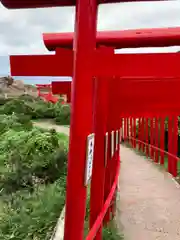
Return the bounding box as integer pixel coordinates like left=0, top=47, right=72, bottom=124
left=117, top=145, right=180, bottom=240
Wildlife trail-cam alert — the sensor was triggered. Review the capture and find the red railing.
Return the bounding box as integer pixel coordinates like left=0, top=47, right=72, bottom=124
left=86, top=155, right=120, bottom=240
left=123, top=117, right=179, bottom=177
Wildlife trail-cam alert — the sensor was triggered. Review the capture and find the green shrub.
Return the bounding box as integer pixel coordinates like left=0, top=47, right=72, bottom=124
left=0, top=114, right=32, bottom=133
left=55, top=104, right=71, bottom=125
left=0, top=115, right=69, bottom=239
left=0, top=128, right=68, bottom=193
left=0, top=178, right=66, bottom=240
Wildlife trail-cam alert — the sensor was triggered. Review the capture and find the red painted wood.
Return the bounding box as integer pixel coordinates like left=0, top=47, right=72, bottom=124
left=89, top=77, right=108, bottom=239
left=138, top=118, right=141, bottom=151
left=10, top=53, right=73, bottom=76
left=9, top=52, right=180, bottom=79
left=51, top=81, right=71, bottom=102
left=63, top=0, right=98, bottom=238
left=155, top=117, right=159, bottom=163
left=145, top=118, right=149, bottom=157
left=160, top=117, right=165, bottom=165
left=168, top=117, right=173, bottom=174
left=124, top=118, right=127, bottom=142
left=150, top=118, right=154, bottom=159
left=130, top=117, right=133, bottom=146
left=172, top=116, right=178, bottom=177
left=133, top=118, right=136, bottom=149
left=142, top=118, right=145, bottom=152
left=103, top=78, right=113, bottom=224
left=1, top=0, right=166, bottom=9
left=43, top=27, right=180, bottom=51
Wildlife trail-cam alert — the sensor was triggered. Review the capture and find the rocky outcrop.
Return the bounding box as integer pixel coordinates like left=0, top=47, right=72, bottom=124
left=0, top=76, right=37, bottom=98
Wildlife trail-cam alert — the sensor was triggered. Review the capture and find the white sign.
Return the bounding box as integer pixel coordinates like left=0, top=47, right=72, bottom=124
left=84, top=133, right=95, bottom=186
left=104, top=132, right=108, bottom=166
left=111, top=131, right=114, bottom=157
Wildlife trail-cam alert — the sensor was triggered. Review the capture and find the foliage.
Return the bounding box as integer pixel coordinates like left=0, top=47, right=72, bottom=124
left=84, top=192, right=123, bottom=240
left=55, top=104, right=71, bottom=125
left=103, top=224, right=123, bottom=240
left=0, top=179, right=66, bottom=240
left=0, top=95, right=71, bottom=125
left=0, top=114, right=69, bottom=239
left=0, top=113, right=32, bottom=133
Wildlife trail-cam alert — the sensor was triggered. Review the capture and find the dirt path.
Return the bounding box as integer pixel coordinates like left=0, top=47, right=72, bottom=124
left=33, top=120, right=70, bottom=136
left=117, top=145, right=180, bottom=240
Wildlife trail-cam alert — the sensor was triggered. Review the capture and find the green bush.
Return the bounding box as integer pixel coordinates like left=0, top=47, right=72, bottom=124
left=0, top=96, right=71, bottom=125
left=0, top=114, right=69, bottom=239
left=0, top=178, right=66, bottom=240
left=55, top=104, right=71, bottom=125
left=0, top=114, right=33, bottom=133
left=0, top=128, right=68, bottom=193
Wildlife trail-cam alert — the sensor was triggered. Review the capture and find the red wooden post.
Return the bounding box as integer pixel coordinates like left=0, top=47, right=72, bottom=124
left=104, top=78, right=113, bottom=224
left=133, top=117, right=136, bottom=149
left=89, top=77, right=108, bottom=239
left=142, top=117, right=145, bottom=152
left=127, top=118, right=129, bottom=143
left=160, top=117, right=165, bottom=165
left=130, top=117, right=133, bottom=146
left=146, top=118, right=149, bottom=157
left=121, top=118, right=123, bottom=143
left=124, top=118, right=127, bottom=142
left=155, top=117, right=159, bottom=163
left=138, top=118, right=141, bottom=151
left=64, top=0, right=97, bottom=239
left=150, top=117, right=154, bottom=159
left=171, top=116, right=178, bottom=177
left=110, top=92, right=118, bottom=218
left=168, top=116, right=173, bottom=174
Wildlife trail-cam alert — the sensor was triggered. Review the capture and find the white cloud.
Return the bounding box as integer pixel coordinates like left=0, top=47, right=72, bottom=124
left=0, top=1, right=180, bottom=55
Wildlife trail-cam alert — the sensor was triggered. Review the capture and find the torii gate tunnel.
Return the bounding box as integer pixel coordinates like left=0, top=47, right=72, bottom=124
left=2, top=0, right=180, bottom=240
left=36, top=84, right=59, bottom=103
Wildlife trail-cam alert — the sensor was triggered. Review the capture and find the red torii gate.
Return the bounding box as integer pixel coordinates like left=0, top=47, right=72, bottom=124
left=36, top=84, right=59, bottom=103
left=43, top=27, right=180, bottom=50
left=44, top=27, right=180, bottom=103
left=2, top=1, right=177, bottom=240
left=7, top=27, right=180, bottom=239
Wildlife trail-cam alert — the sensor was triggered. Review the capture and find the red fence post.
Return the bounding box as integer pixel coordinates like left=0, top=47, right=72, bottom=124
left=138, top=118, right=141, bottom=151
left=133, top=117, right=136, bottom=149
left=89, top=77, right=108, bottom=239
left=130, top=117, right=133, bottom=146
left=146, top=117, right=149, bottom=157
left=142, top=117, right=145, bottom=152
left=160, top=117, right=165, bottom=165
left=127, top=118, right=129, bottom=143
left=104, top=78, right=113, bottom=224
left=155, top=117, right=159, bottom=163
left=172, top=116, right=178, bottom=177
left=121, top=118, right=123, bottom=142
left=168, top=116, right=173, bottom=174
left=64, top=0, right=97, bottom=238
left=150, top=117, right=154, bottom=159
left=124, top=118, right=127, bottom=142
left=111, top=79, right=119, bottom=218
